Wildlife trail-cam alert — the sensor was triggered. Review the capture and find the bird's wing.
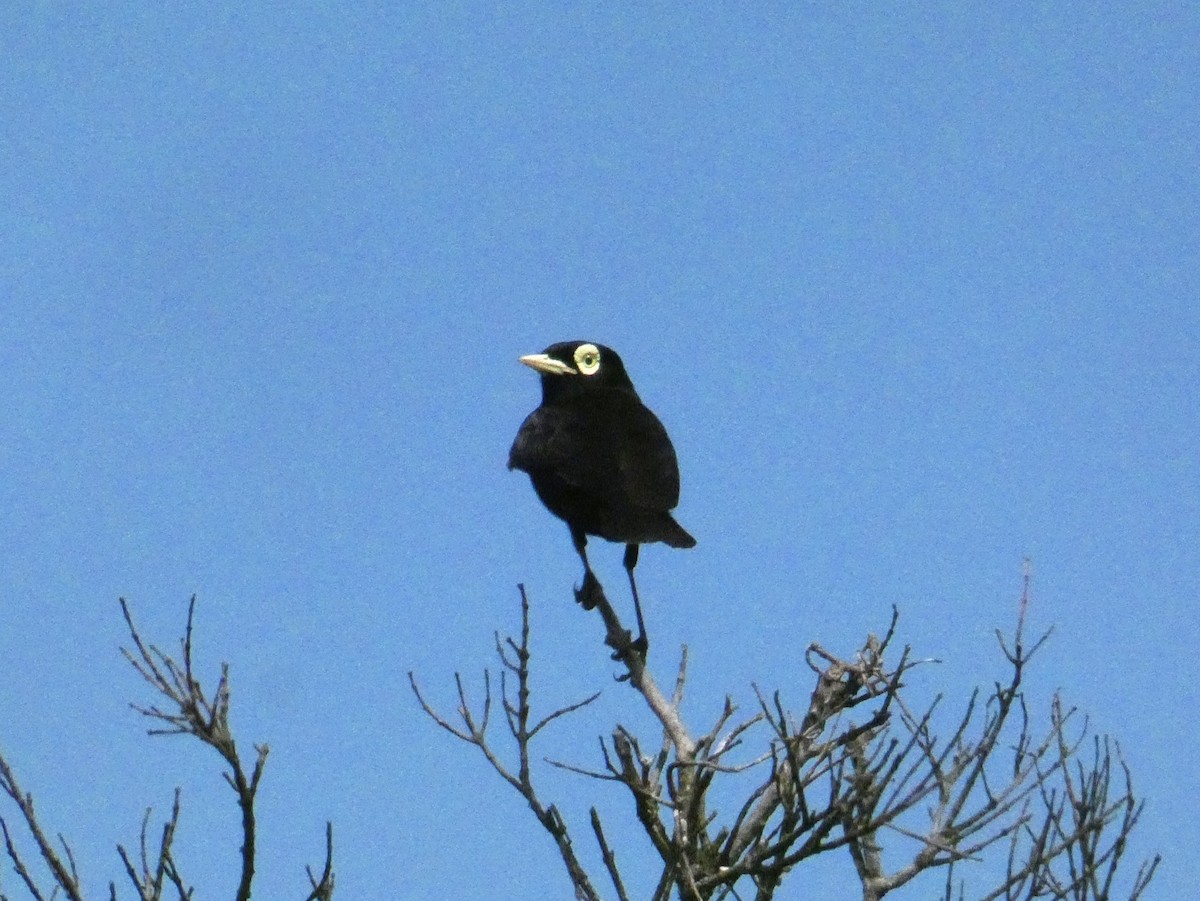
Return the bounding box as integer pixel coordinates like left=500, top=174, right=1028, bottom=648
left=612, top=397, right=681, bottom=512
left=508, top=404, right=626, bottom=498
left=509, top=391, right=683, bottom=513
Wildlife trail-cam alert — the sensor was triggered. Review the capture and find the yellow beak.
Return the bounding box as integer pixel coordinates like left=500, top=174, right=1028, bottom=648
left=519, top=353, right=577, bottom=376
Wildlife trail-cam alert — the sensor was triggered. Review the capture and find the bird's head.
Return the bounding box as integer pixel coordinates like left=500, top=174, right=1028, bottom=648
left=518, top=341, right=636, bottom=399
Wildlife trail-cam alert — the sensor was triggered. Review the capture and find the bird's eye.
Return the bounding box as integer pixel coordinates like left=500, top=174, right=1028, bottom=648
left=574, top=343, right=602, bottom=376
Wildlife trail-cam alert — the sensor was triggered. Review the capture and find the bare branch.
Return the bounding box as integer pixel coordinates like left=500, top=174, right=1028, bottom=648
left=591, top=808, right=631, bottom=901
left=303, top=822, right=336, bottom=901
left=0, top=754, right=83, bottom=901
left=119, top=597, right=331, bottom=900
left=409, top=585, right=602, bottom=901
left=0, top=598, right=332, bottom=901
left=413, top=572, right=1157, bottom=901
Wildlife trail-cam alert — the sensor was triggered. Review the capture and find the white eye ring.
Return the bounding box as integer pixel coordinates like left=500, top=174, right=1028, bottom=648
left=573, top=343, right=601, bottom=376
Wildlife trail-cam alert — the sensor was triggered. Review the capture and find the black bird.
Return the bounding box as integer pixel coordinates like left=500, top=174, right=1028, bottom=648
left=509, top=341, right=695, bottom=650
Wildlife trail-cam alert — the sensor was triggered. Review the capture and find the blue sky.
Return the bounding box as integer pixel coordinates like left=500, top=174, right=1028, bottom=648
left=1, top=3, right=1195, bottom=899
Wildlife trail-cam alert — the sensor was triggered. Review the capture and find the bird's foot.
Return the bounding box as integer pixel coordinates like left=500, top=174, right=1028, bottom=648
left=574, top=571, right=604, bottom=610
left=607, top=629, right=648, bottom=666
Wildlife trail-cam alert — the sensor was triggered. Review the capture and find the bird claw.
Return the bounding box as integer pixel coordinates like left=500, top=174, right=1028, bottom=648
left=574, top=571, right=604, bottom=610
left=607, top=629, right=649, bottom=666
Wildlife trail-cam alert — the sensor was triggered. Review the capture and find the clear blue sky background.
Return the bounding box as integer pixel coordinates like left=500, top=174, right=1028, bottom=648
left=1, top=4, right=1195, bottom=899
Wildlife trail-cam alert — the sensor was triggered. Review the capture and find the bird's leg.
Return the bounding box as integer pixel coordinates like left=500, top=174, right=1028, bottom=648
left=623, top=543, right=649, bottom=655
left=571, top=527, right=604, bottom=610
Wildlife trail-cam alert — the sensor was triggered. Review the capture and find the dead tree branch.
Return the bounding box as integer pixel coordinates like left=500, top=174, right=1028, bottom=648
left=119, top=596, right=269, bottom=901
left=413, top=569, right=1158, bottom=900
left=0, top=752, right=85, bottom=901
left=0, top=598, right=334, bottom=901
left=409, top=584, right=604, bottom=901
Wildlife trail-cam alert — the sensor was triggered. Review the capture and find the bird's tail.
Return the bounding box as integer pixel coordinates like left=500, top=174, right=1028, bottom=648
left=662, top=516, right=696, bottom=549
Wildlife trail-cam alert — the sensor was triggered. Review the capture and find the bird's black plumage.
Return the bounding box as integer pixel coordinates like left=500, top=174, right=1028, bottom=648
left=509, top=341, right=694, bottom=650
